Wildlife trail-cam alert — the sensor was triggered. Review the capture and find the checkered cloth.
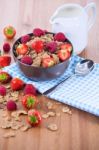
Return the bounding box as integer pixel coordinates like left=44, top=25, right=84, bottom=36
left=3, top=55, right=99, bottom=116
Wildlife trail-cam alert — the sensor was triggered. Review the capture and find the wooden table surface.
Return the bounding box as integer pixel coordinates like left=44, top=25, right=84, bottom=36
left=0, top=0, right=99, bottom=150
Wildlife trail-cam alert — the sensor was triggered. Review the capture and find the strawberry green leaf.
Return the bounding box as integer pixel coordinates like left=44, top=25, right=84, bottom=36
left=27, top=96, right=35, bottom=108
left=30, top=116, right=38, bottom=123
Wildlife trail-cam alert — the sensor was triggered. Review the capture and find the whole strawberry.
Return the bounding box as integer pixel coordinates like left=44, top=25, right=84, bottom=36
left=3, top=25, right=16, bottom=39
left=0, top=56, right=11, bottom=68
left=0, top=85, right=6, bottom=96
left=23, top=84, right=37, bottom=95
left=22, top=94, right=38, bottom=109
left=11, top=78, right=25, bottom=91
left=0, top=71, right=12, bottom=83
left=27, top=109, right=42, bottom=126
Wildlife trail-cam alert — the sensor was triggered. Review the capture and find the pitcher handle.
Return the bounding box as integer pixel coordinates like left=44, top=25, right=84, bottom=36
left=85, top=2, right=96, bottom=30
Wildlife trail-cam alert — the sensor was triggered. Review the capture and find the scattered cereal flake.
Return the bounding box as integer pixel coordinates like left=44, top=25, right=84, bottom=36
left=47, top=123, right=58, bottom=131
left=17, top=110, right=27, bottom=116
left=3, top=131, right=16, bottom=138
left=2, top=112, right=7, bottom=117
left=11, top=110, right=27, bottom=118
left=0, top=98, right=4, bottom=103
left=20, top=125, right=30, bottom=132
left=56, top=113, right=61, bottom=117
left=47, top=111, right=56, bottom=117
left=5, top=116, right=11, bottom=121
left=4, top=84, right=10, bottom=89
left=0, top=95, right=3, bottom=99
left=11, top=125, right=20, bottom=130
left=42, top=113, right=49, bottom=119
left=11, top=111, right=17, bottom=118
left=62, top=107, right=72, bottom=115
left=46, top=102, right=53, bottom=109
left=15, top=116, right=21, bottom=122
left=10, top=91, right=19, bottom=97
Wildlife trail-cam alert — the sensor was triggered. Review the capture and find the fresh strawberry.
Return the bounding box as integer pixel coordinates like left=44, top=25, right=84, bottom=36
left=3, top=25, right=16, bottom=39
left=60, top=43, right=72, bottom=52
left=32, top=40, right=44, bottom=53
left=58, top=49, right=70, bottom=61
left=42, top=57, right=55, bottom=68
left=27, top=109, right=42, bottom=126
left=0, top=56, right=11, bottom=68
left=0, top=71, right=12, bottom=83
left=11, top=78, right=25, bottom=91
left=16, top=44, right=28, bottom=55
left=22, top=94, right=38, bottom=109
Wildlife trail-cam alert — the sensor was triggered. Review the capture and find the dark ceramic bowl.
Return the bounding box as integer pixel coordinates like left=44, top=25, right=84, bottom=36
left=12, top=33, right=73, bottom=81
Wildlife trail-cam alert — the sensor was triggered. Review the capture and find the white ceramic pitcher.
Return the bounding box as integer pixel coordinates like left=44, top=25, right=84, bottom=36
left=50, top=2, right=96, bottom=54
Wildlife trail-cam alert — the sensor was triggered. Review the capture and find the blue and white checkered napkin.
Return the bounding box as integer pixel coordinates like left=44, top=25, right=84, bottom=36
left=3, top=55, right=99, bottom=116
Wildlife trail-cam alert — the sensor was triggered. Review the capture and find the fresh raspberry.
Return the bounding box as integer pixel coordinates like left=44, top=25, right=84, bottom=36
left=23, top=84, right=37, bottom=95
left=0, top=85, right=6, bottom=96
left=33, top=28, right=45, bottom=37
left=54, top=32, right=66, bottom=42
left=7, top=100, right=17, bottom=111
left=21, top=35, right=30, bottom=44
left=46, top=41, right=57, bottom=53
left=3, top=42, right=11, bottom=53
left=21, top=56, right=33, bottom=65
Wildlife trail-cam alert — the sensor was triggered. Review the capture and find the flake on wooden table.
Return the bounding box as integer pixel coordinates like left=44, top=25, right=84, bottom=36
left=42, top=113, right=49, bottom=119
left=10, top=91, right=19, bottom=98
left=2, top=112, right=7, bottom=117
left=47, top=111, right=56, bottom=117
left=62, top=107, right=72, bottom=115
left=46, top=102, right=53, bottom=109
left=47, top=123, right=58, bottom=131
left=17, top=110, right=28, bottom=116
left=20, top=125, right=30, bottom=132
left=3, top=131, right=16, bottom=138
left=4, top=84, right=10, bottom=89
left=11, top=110, right=27, bottom=118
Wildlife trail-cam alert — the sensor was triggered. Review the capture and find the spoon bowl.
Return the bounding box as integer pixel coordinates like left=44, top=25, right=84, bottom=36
left=43, top=59, right=94, bottom=95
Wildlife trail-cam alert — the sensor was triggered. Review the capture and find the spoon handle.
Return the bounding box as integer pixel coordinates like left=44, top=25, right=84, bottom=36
left=43, top=74, right=74, bottom=95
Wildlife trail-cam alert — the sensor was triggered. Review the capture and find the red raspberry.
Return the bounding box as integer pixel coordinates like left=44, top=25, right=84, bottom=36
left=46, top=41, right=57, bottom=53
left=23, top=84, right=37, bottom=95
left=7, top=100, right=17, bottom=111
left=21, top=56, right=33, bottom=65
left=3, top=42, right=11, bottom=53
left=21, top=35, right=30, bottom=43
left=33, top=28, right=45, bottom=37
left=0, top=85, right=6, bottom=96
left=54, top=32, right=66, bottom=42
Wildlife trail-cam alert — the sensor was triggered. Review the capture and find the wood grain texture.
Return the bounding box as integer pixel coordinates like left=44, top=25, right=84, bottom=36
left=0, top=0, right=99, bottom=150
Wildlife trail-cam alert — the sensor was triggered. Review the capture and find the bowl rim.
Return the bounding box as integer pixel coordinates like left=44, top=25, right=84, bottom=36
left=12, top=32, right=73, bottom=69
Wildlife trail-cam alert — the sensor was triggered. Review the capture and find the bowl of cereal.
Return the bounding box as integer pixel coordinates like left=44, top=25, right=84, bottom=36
left=13, top=28, right=73, bottom=81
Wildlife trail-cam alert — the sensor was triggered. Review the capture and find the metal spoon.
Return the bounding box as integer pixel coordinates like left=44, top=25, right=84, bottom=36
left=43, top=59, right=94, bottom=95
